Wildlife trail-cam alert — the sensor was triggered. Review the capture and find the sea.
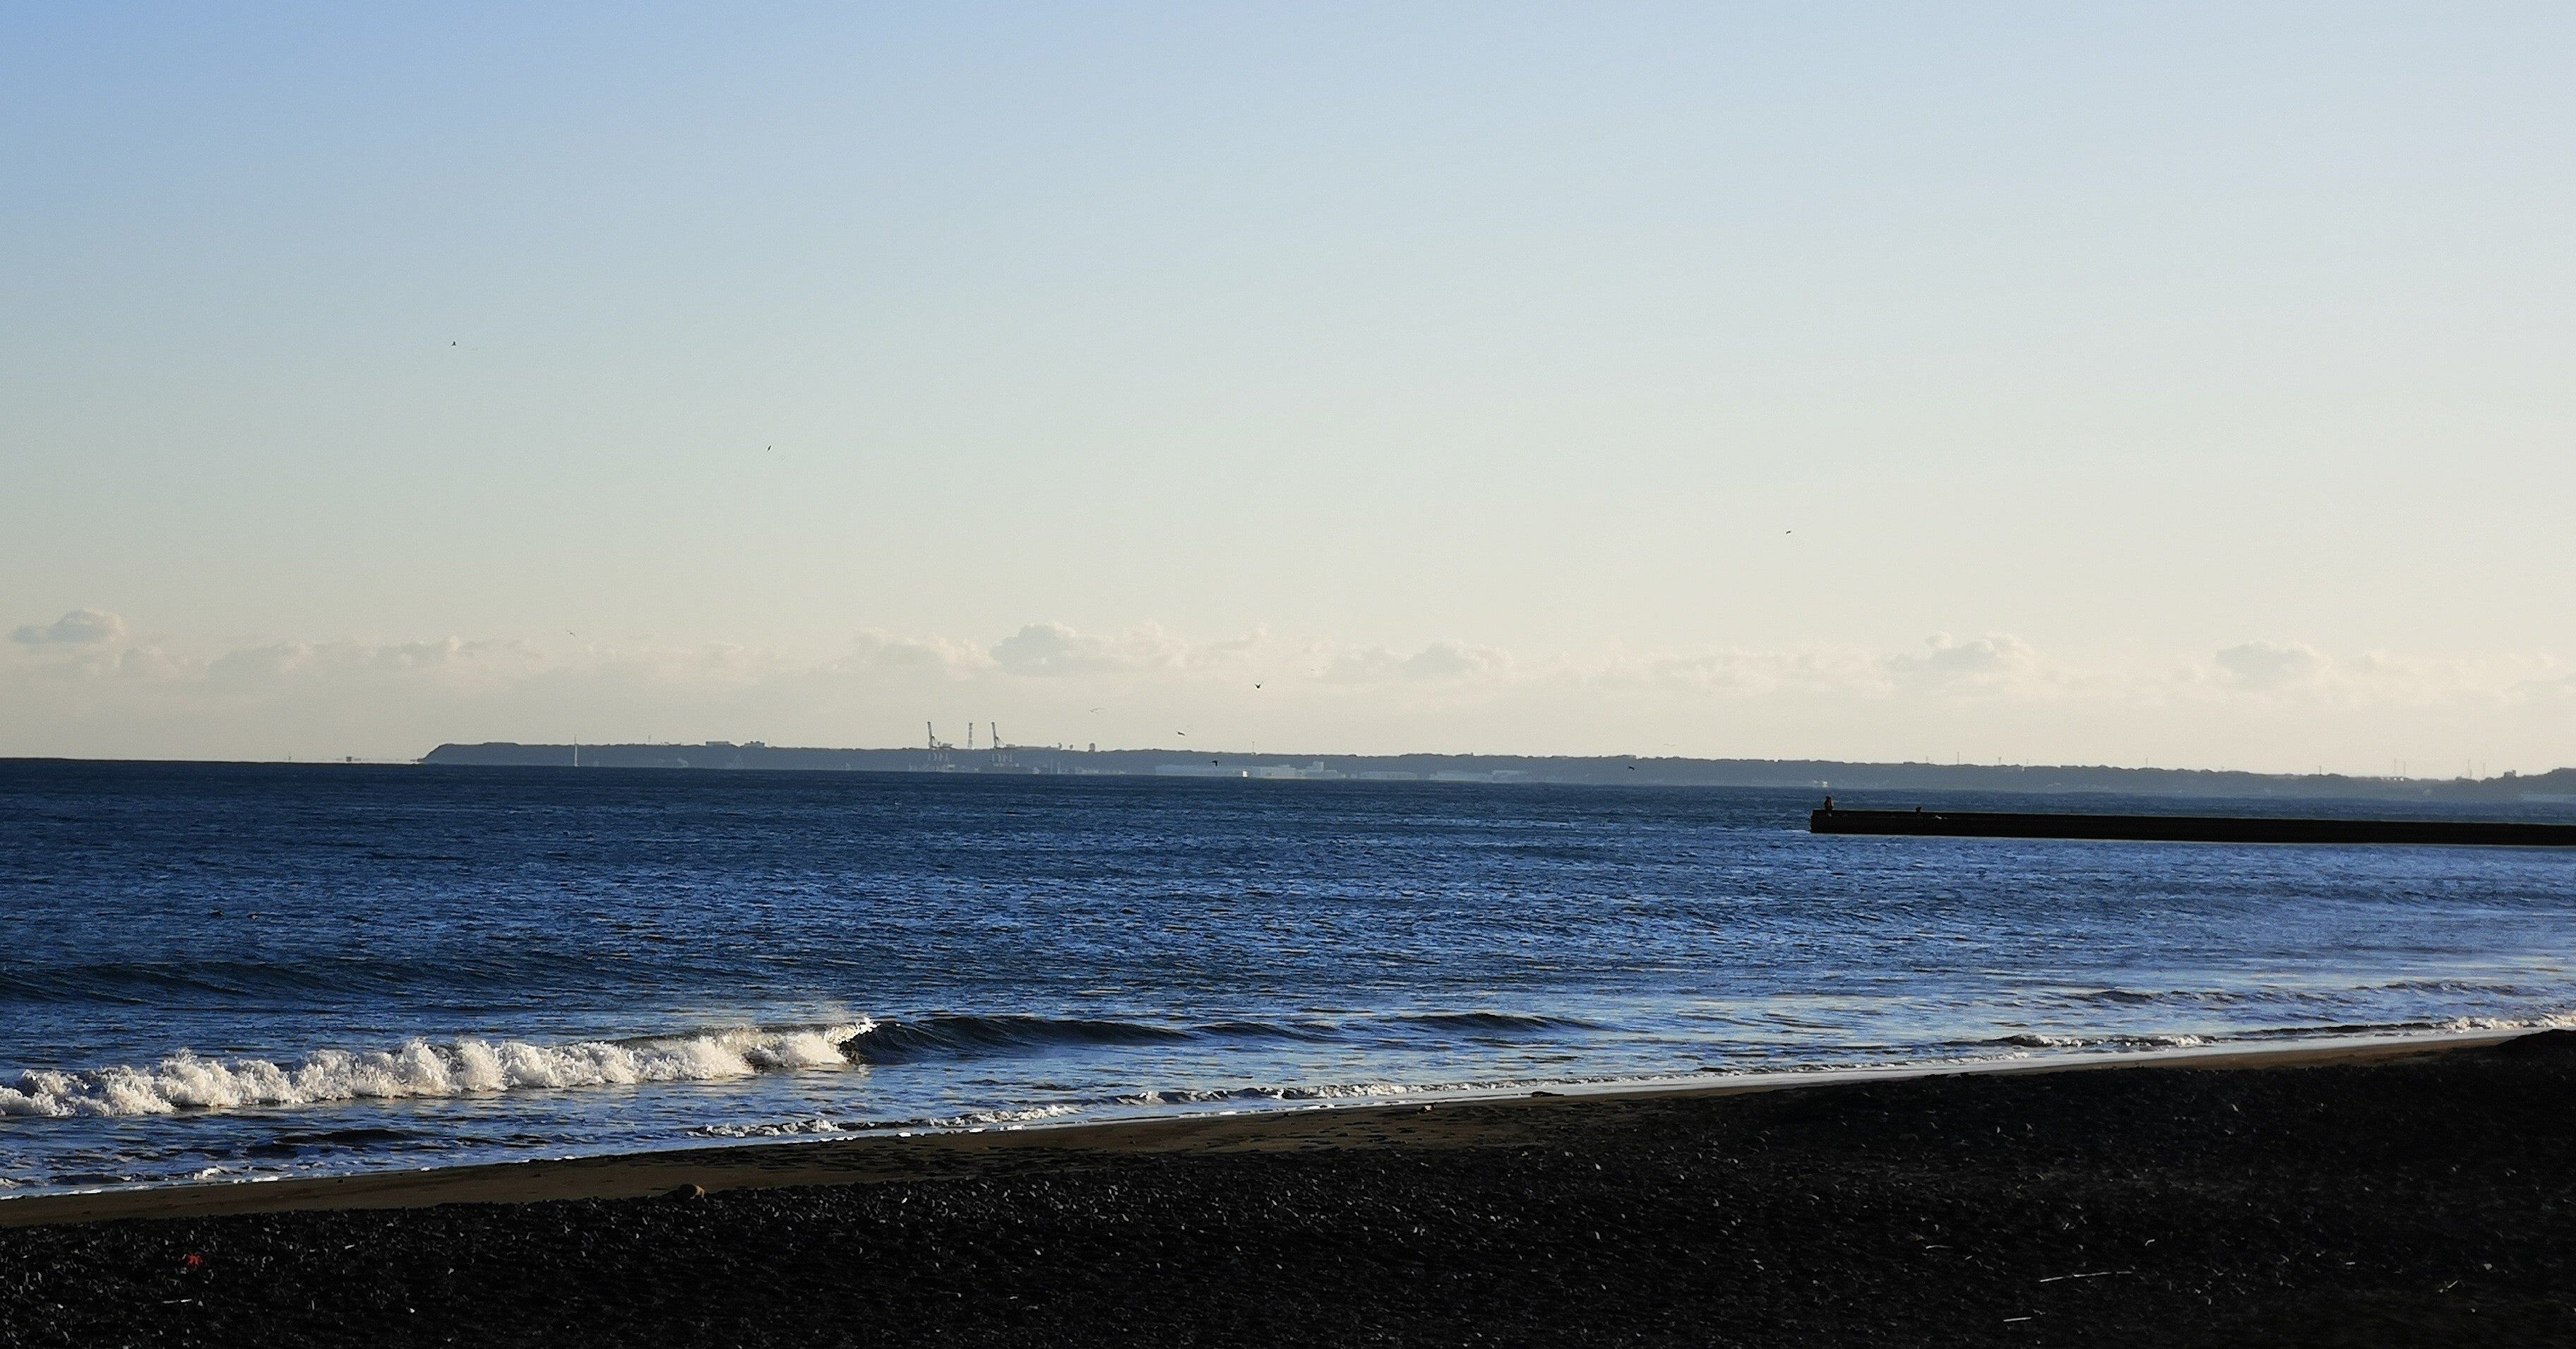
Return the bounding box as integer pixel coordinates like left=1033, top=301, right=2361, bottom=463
left=4, top=760, right=2572, bottom=1198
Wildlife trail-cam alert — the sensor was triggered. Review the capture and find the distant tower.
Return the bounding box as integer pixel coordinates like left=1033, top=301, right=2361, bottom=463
left=926, top=721, right=936, bottom=750
left=967, top=723, right=975, bottom=751
left=991, top=722, right=1000, bottom=750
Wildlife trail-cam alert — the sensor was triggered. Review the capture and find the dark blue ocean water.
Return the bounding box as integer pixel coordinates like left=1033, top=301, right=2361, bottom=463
left=4, top=761, right=2572, bottom=1196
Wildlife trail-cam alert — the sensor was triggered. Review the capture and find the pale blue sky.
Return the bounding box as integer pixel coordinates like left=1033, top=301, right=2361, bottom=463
left=6, top=4, right=2572, bottom=768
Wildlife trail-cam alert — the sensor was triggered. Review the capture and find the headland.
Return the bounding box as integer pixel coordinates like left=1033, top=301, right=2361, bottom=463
left=420, top=740, right=2576, bottom=803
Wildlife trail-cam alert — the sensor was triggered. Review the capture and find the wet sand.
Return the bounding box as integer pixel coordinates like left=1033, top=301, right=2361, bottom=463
left=3, top=1030, right=2570, bottom=1345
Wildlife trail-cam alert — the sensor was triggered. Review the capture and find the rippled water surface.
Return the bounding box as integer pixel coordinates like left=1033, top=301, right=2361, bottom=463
left=4, top=761, right=2572, bottom=1194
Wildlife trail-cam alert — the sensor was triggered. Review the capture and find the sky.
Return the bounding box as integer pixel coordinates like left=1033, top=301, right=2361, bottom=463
left=4, top=3, right=2572, bottom=773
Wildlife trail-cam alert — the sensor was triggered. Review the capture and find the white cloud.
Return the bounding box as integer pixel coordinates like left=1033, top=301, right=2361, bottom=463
left=1592, top=647, right=1880, bottom=697
left=2214, top=641, right=2330, bottom=691
left=989, top=622, right=1191, bottom=677
left=10, top=609, right=125, bottom=646
left=836, top=631, right=991, bottom=679
left=1883, top=633, right=2048, bottom=693
left=1402, top=640, right=1513, bottom=680
left=203, top=638, right=541, bottom=689
left=2196, top=643, right=2574, bottom=711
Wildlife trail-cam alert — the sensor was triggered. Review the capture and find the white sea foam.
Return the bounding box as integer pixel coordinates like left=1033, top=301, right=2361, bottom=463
left=688, top=1102, right=1085, bottom=1139
left=928, top=1103, right=1084, bottom=1128
left=0, top=1022, right=871, bottom=1119
left=1117, top=1081, right=1426, bottom=1107
left=2440, top=1011, right=2576, bottom=1033
left=1992, top=1032, right=2210, bottom=1051
left=686, top=1115, right=855, bottom=1139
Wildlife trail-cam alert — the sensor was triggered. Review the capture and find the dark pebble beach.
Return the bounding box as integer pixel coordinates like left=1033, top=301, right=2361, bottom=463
left=4, top=1033, right=2570, bottom=1347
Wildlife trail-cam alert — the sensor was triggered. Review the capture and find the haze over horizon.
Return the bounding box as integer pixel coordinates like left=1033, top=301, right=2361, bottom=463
left=7, top=5, right=2572, bottom=773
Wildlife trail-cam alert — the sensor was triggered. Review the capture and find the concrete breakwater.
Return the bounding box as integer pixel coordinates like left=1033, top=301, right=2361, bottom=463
left=1811, top=805, right=2576, bottom=847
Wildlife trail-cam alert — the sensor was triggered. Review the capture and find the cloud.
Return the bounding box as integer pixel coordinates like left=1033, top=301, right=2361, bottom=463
left=1402, top=640, right=1513, bottom=680
left=837, top=631, right=990, bottom=679
left=989, top=622, right=1196, bottom=677
left=2214, top=641, right=2330, bottom=691
left=11, top=609, right=126, bottom=646
left=2195, top=643, right=2574, bottom=711
left=1597, top=647, right=1880, bottom=697
left=1883, top=633, right=2044, bottom=691
left=201, top=638, right=540, bottom=689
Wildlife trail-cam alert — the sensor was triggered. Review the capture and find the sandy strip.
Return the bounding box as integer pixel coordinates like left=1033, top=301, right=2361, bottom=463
left=0, top=1028, right=2520, bottom=1228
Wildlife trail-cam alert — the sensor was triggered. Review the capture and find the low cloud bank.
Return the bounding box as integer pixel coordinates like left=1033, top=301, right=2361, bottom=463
left=10, top=609, right=125, bottom=646
left=4, top=614, right=2569, bottom=772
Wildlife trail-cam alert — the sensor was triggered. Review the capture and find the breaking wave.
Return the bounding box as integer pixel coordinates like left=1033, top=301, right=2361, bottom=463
left=0, top=1023, right=869, bottom=1119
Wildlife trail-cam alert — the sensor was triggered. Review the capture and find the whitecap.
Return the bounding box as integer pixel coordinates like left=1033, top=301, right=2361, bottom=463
left=0, top=1021, right=873, bottom=1120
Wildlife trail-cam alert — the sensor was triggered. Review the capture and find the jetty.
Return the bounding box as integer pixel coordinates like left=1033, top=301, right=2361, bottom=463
left=1809, top=804, right=2576, bottom=848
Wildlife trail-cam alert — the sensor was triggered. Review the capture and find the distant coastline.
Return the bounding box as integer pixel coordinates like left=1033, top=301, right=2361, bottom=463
left=419, top=741, right=2576, bottom=803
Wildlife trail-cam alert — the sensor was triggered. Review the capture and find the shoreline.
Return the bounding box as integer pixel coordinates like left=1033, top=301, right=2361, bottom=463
left=1, top=1025, right=2526, bottom=1230
left=6, top=1026, right=2568, bottom=1344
